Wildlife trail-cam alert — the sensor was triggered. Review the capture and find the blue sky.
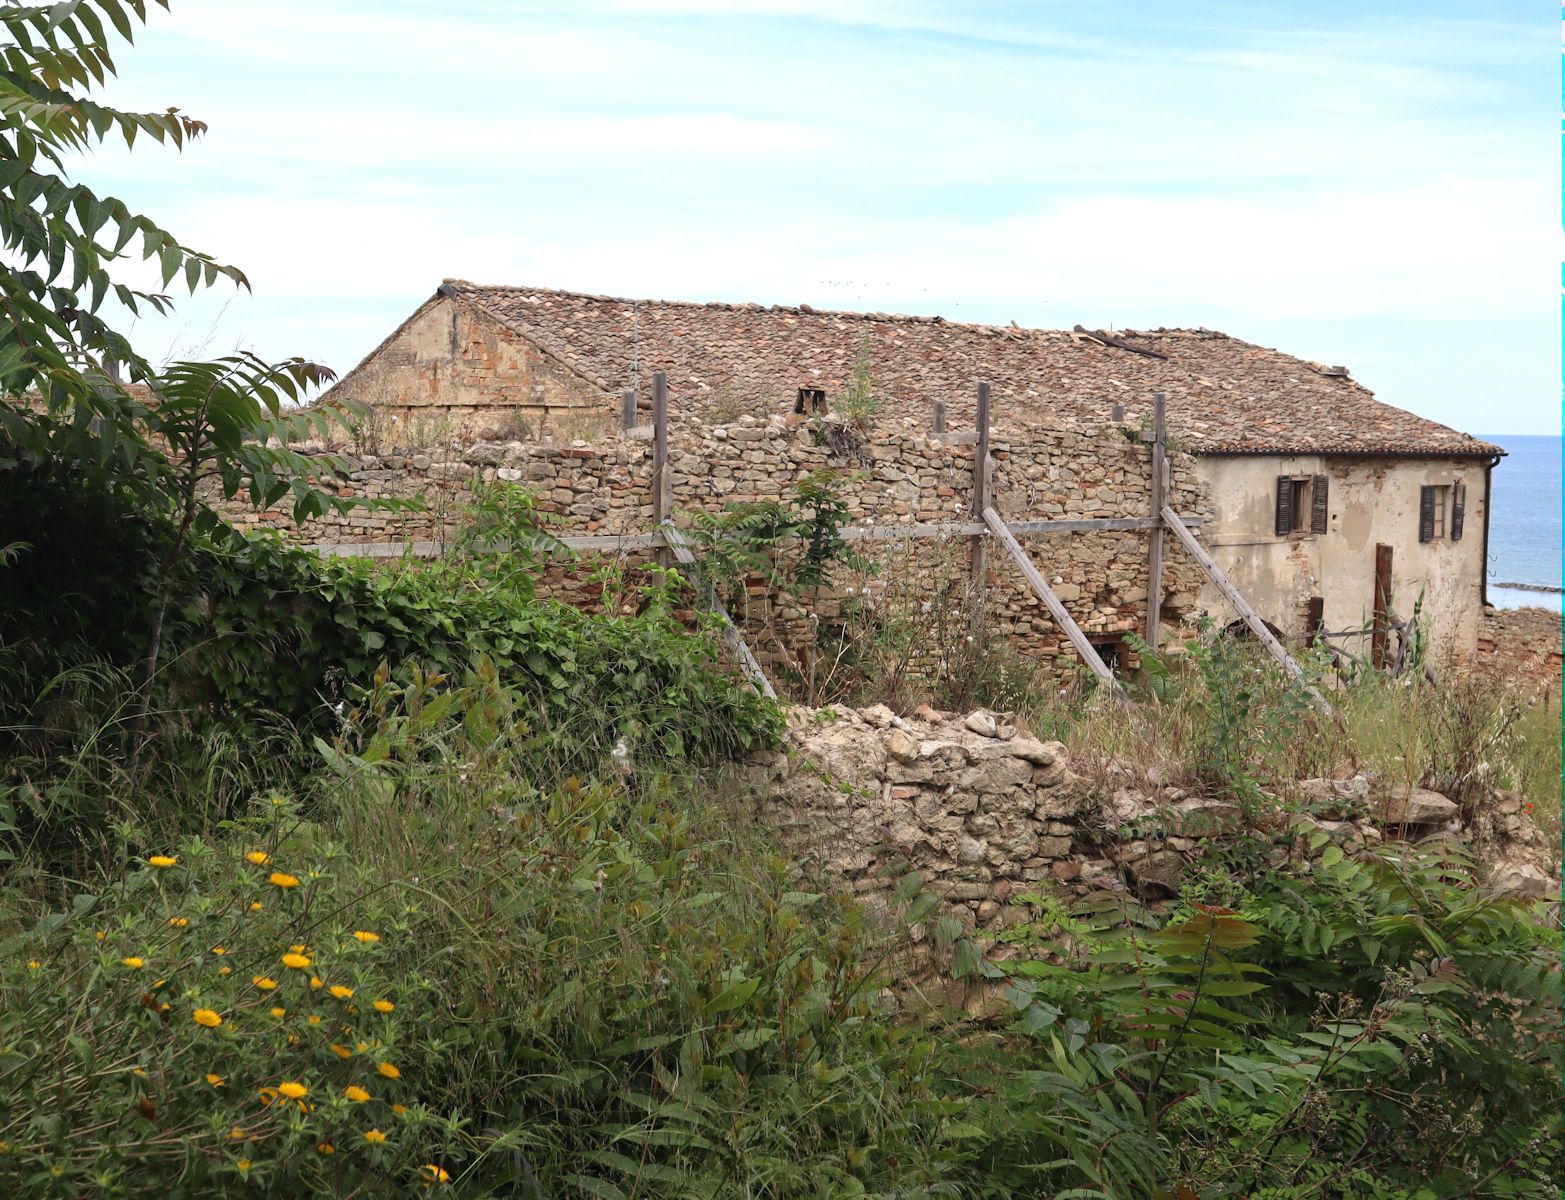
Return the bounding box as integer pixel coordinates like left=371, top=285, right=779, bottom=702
left=79, top=1, right=1557, bottom=434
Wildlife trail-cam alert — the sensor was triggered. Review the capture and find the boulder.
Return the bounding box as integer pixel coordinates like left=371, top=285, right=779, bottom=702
left=886, top=729, right=920, bottom=764
left=1298, top=776, right=1371, bottom=815
left=1379, top=786, right=1459, bottom=827
left=963, top=710, right=999, bottom=738
left=1009, top=737, right=1057, bottom=767
left=1489, top=861, right=1556, bottom=900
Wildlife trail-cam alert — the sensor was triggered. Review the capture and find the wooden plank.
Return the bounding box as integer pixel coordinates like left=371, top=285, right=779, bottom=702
left=306, top=515, right=1210, bottom=560
left=970, top=381, right=991, bottom=594
left=651, top=371, right=669, bottom=567
left=930, top=430, right=978, bottom=445
left=661, top=522, right=778, bottom=700
left=1161, top=506, right=1333, bottom=714
left=1372, top=543, right=1392, bottom=670
left=620, top=389, right=636, bottom=431
left=1145, top=391, right=1167, bottom=650
left=981, top=507, right=1122, bottom=693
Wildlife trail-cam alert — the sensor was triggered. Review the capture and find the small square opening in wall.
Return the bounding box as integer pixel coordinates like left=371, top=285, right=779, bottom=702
left=795, top=386, right=827, bottom=415
left=1089, top=636, right=1129, bottom=674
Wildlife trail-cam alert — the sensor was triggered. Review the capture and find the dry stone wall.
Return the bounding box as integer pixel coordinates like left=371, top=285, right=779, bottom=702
left=222, top=411, right=1214, bottom=685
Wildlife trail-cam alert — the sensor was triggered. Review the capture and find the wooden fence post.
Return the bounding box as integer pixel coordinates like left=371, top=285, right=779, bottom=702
left=1145, top=391, right=1167, bottom=650
left=620, top=389, right=636, bottom=431
left=652, top=371, right=669, bottom=567
left=970, top=381, right=991, bottom=596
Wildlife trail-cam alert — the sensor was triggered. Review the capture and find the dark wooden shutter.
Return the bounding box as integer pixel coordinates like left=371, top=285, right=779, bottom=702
left=1450, top=482, right=1465, bottom=541
left=1418, top=486, right=1436, bottom=543
left=1310, top=474, right=1329, bottom=534
left=1275, top=476, right=1294, bottom=536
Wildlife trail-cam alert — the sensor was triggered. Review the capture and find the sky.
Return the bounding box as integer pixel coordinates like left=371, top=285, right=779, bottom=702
left=75, top=0, right=1558, bottom=434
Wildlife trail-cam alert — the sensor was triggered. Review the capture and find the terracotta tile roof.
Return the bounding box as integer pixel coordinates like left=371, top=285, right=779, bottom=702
left=440, top=280, right=1502, bottom=458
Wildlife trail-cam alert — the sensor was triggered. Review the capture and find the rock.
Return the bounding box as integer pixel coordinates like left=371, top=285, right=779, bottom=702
left=956, top=836, right=985, bottom=863
left=1299, top=776, right=1371, bottom=815
left=1050, top=859, right=1083, bottom=882
left=1035, top=836, right=1073, bottom=857
left=1171, top=799, right=1242, bottom=837
left=1490, top=862, right=1555, bottom=900
left=1105, top=789, right=1154, bottom=822
left=1124, top=849, right=1184, bottom=898
left=963, top=710, right=999, bottom=738
left=1009, top=737, right=1057, bottom=766
left=911, top=704, right=948, bottom=724
left=860, top=704, right=896, bottom=728
left=1379, top=786, right=1459, bottom=827
left=886, top=729, right=920, bottom=764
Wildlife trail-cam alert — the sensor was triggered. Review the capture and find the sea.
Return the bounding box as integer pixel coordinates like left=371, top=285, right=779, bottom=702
left=1483, top=433, right=1562, bottom=612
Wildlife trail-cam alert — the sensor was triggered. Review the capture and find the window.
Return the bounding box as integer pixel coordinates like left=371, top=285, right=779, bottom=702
left=1275, top=474, right=1329, bottom=537
left=1419, top=482, right=1465, bottom=543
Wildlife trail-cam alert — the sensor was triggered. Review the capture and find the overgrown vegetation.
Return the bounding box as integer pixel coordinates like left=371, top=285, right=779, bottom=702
left=0, top=5, right=1558, bottom=1198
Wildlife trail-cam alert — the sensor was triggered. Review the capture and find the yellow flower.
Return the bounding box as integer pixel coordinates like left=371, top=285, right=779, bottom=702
left=168, top=917, right=188, bottom=928
left=229, top=1125, right=246, bottom=1138
left=270, top=1006, right=286, bottom=1019
left=356, top=1042, right=370, bottom=1054
left=211, top=947, right=227, bottom=956
left=281, top=952, right=311, bottom=970
left=236, top=1158, right=251, bottom=1170
left=328, top=1043, right=352, bottom=1060
left=193, top=1008, right=223, bottom=1028
left=252, top=976, right=277, bottom=991
left=375, top=1061, right=401, bottom=1080
left=248, top=902, right=263, bottom=912
left=344, top=1085, right=371, bottom=1103
left=159, top=1002, right=171, bottom=1012
left=94, top=931, right=105, bottom=941
left=351, top=930, right=380, bottom=944
left=245, top=850, right=271, bottom=866
left=218, top=966, right=232, bottom=976
left=289, top=943, right=307, bottom=953
left=268, top=872, right=300, bottom=889
left=373, top=999, right=394, bottom=1013
left=329, top=985, right=354, bottom=1000
left=277, top=1081, right=308, bottom=1100
left=317, top=1142, right=335, bottom=1155
left=420, top=1165, right=451, bottom=1184
left=309, top=976, right=324, bottom=990
left=364, top=1129, right=387, bottom=1145
left=392, top=1103, right=407, bottom=1115
left=148, top=856, right=177, bottom=869
left=151, top=978, right=167, bottom=990
left=26, top=960, right=40, bottom=970
left=121, top=956, right=144, bottom=970
left=207, top=1073, right=225, bottom=1088
left=306, top=1014, right=322, bottom=1026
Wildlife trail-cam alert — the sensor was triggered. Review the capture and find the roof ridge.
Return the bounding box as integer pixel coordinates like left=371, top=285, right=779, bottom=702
left=440, top=278, right=1231, bottom=343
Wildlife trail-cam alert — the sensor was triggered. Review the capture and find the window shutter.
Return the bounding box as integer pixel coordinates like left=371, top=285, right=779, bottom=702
left=1418, top=486, right=1436, bottom=543
left=1275, top=476, right=1294, bottom=536
left=1310, top=474, right=1329, bottom=534
left=1450, top=482, right=1465, bottom=541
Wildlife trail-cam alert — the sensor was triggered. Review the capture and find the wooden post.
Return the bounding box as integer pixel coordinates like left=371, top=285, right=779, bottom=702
left=1371, top=543, right=1392, bottom=670
left=1144, top=391, right=1167, bottom=650
left=982, top=507, right=1123, bottom=695
left=933, top=400, right=947, bottom=434
left=970, top=381, right=991, bottom=594
left=652, top=371, right=669, bottom=566
left=1161, top=505, right=1334, bottom=715
left=620, top=389, right=636, bottom=431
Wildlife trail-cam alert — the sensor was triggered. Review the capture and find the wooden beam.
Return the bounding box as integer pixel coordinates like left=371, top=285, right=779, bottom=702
left=1145, top=391, right=1167, bottom=650
left=970, top=381, right=991, bottom=595
left=661, top=522, right=778, bottom=700
left=306, top=514, right=1210, bottom=560
left=620, top=389, right=636, bottom=431
left=651, top=371, right=669, bottom=566
left=981, top=506, right=1123, bottom=694
left=1161, top=505, right=1334, bottom=714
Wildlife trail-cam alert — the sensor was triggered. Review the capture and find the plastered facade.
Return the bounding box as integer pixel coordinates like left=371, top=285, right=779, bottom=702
left=1196, top=455, right=1491, bottom=662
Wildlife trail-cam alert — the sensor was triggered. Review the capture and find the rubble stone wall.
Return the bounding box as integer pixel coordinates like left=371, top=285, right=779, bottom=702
left=220, top=412, right=1214, bottom=681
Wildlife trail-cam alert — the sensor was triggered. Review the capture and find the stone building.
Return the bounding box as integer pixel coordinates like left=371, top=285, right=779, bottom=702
left=310, top=280, right=1502, bottom=667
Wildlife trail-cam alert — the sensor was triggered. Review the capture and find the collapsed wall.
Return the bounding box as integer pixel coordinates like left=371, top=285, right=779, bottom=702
left=221, top=412, right=1213, bottom=681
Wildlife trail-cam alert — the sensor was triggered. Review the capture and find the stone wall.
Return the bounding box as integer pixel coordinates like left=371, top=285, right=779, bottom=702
left=225, top=411, right=1214, bottom=684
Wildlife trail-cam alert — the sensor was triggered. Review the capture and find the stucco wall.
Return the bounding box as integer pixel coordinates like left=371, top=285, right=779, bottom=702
left=329, top=296, right=616, bottom=443
left=1195, top=455, right=1489, bottom=662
